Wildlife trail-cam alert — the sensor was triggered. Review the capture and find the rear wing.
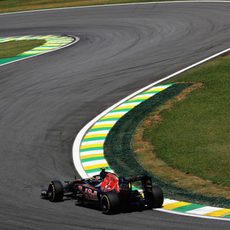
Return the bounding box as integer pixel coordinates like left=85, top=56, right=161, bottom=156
left=122, top=175, right=153, bottom=193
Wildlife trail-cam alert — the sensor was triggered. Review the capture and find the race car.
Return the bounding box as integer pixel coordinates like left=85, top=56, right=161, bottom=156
left=41, top=169, right=164, bottom=214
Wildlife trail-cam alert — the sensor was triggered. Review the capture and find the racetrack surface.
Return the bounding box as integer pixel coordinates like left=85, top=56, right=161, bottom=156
left=0, top=2, right=229, bottom=229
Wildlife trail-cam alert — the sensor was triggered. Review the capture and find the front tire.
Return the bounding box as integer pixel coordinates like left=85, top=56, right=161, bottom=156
left=101, top=192, right=120, bottom=214
left=47, top=180, right=64, bottom=202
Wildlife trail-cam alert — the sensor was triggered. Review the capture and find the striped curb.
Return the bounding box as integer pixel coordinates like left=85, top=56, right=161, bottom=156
left=79, top=84, right=172, bottom=177
left=0, top=35, right=77, bottom=65
left=75, top=83, right=230, bottom=220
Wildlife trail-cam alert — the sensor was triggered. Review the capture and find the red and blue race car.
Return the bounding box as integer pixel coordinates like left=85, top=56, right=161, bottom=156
left=41, top=169, right=164, bottom=214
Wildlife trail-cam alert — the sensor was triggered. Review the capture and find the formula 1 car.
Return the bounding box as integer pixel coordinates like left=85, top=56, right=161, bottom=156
left=41, top=169, right=164, bottom=214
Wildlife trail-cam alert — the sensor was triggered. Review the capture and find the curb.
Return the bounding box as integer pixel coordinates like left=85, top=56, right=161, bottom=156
left=0, top=35, right=79, bottom=66
left=79, top=84, right=173, bottom=177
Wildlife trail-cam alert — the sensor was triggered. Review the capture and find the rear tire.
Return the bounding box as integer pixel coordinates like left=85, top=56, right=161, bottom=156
left=101, top=192, right=120, bottom=214
left=47, top=180, right=64, bottom=202
left=147, top=185, right=164, bottom=209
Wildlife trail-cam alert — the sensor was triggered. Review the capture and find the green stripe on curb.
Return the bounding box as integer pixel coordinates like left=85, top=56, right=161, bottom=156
left=127, top=99, right=145, bottom=103
left=124, top=101, right=141, bottom=104
left=81, top=156, right=105, bottom=163
left=173, top=203, right=204, bottom=212
left=90, top=127, right=112, bottom=131
left=100, top=118, right=119, bottom=121
left=0, top=56, right=22, bottom=64
left=113, top=107, right=132, bottom=112
left=83, top=137, right=106, bottom=141
left=80, top=147, right=104, bottom=152
left=17, top=54, right=34, bottom=57
left=109, top=109, right=130, bottom=113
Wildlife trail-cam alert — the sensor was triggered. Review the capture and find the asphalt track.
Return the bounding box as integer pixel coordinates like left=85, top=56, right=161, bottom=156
left=0, top=2, right=230, bottom=229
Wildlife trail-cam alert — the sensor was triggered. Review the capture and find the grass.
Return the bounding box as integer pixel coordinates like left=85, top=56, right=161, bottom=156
left=0, top=40, right=45, bottom=59
left=138, top=54, right=230, bottom=193
left=0, top=0, right=179, bottom=13
left=134, top=83, right=230, bottom=199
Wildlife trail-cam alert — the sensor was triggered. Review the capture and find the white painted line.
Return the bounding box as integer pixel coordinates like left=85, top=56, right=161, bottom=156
left=0, top=1, right=229, bottom=16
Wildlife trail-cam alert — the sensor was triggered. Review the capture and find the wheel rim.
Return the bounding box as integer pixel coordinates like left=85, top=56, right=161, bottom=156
left=48, top=184, right=55, bottom=201
left=102, top=196, right=110, bottom=213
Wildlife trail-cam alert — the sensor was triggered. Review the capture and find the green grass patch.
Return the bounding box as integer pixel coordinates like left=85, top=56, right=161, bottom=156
left=0, top=0, right=179, bottom=13
left=0, top=39, right=45, bottom=59
left=144, top=54, right=230, bottom=187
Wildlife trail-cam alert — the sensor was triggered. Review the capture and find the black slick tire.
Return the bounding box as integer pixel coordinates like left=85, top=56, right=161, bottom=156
left=147, top=185, right=164, bottom=208
left=47, top=180, right=64, bottom=202
left=101, top=192, right=120, bottom=214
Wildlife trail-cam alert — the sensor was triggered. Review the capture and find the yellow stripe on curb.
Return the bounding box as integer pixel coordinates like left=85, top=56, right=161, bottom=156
left=80, top=143, right=103, bottom=150
left=129, top=95, right=153, bottom=101
left=101, top=114, right=123, bottom=119
left=206, top=209, right=230, bottom=217
left=114, top=104, right=137, bottom=110
left=146, top=87, right=167, bottom=92
left=163, top=201, right=190, bottom=210
left=80, top=154, right=104, bottom=159
left=92, top=124, right=114, bottom=129
left=84, top=133, right=107, bottom=139
left=92, top=122, right=115, bottom=128
left=84, top=163, right=109, bottom=170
